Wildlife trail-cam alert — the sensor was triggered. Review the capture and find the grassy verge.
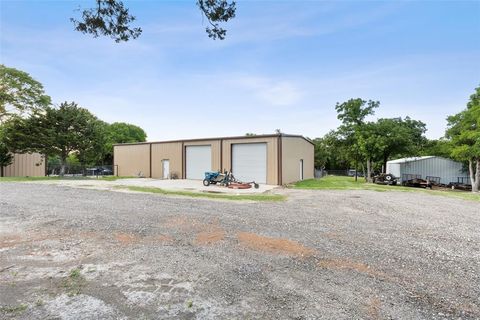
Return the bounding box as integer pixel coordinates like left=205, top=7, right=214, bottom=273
left=293, top=176, right=480, bottom=202
left=114, top=185, right=285, bottom=202
left=98, top=176, right=137, bottom=181
left=0, top=176, right=75, bottom=182
left=0, top=175, right=135, bottom=182
left=0, top=303, right=28, bottom=315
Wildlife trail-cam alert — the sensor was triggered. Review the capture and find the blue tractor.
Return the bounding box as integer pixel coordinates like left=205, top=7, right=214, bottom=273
left=203, top=171, right=259, bottom=189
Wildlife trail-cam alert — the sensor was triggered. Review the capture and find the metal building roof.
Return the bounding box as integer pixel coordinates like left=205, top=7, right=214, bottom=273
left=387, top=156, right=436, bottom=164
left=113, top=133, right=314, bottom=146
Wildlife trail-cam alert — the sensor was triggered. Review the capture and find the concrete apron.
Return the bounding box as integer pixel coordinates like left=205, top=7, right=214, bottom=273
left=33, top=178, right=278, bottom=194
left=116, top=179, right=278, bottom=194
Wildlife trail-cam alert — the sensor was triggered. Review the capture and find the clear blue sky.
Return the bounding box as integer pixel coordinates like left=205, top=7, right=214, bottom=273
left=1, top=0, right=479, bottom=140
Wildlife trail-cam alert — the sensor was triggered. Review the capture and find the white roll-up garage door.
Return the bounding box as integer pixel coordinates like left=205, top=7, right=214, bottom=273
left=232, top=143, right=267, bottom=184
left=186, top=145, right=211, bottom=180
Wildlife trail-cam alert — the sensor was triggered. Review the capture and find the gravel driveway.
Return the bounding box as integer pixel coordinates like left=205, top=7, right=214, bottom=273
left=0, top=183, right=479, bottom=319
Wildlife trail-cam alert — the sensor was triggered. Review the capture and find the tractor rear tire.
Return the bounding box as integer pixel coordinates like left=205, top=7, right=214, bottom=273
left=203, top=179, right=210, bottom=186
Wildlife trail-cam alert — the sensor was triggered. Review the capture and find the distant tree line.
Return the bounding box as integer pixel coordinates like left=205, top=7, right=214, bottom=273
left=1, top=64, right=478, bottom=192
left=0, top=65, right=147, bottom=176
left=311, top=87, right=480, bottom=192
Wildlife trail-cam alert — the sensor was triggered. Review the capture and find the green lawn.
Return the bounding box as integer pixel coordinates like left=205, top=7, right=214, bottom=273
left=0, top=176, right=75, bottom=182
left=114, top=185, right=285, bottom=202
left=0, top=176, right=132, bottom=182
left=293, top=175, right=480, bottom=202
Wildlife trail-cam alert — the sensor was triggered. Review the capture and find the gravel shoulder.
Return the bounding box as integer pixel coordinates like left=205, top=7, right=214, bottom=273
left=1, top=183, right=479, bottom=319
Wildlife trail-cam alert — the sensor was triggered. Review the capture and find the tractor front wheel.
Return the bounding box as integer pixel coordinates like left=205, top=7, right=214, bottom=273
left=203, top=179, right=210, bottom=186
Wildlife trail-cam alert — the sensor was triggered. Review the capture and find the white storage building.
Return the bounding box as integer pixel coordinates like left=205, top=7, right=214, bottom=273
left=386, top=156, right=468, bottom=185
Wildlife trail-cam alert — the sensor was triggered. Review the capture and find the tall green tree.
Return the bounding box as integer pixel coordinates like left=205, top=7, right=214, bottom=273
left=420, top=139, right=452, bottom=158
left=312, top=131, right=351, bottom=170
left=375, top=117, right=427, bottom=171
left=0, top=126, right=13, bottom=177
left=103, top=122, right=147, bottom=163
left=0, top=65, right=51, bottom=120
left=354, top=117, right=428, bottom=181
left=357, top=122, right=385, bottom=182
left=446, top=87, right=480, bottom=192
left=3, top=102, right=106, bottom=176
left=335, top=98, right=380, bottom=180
left=76, top=120, right=109, bottom=167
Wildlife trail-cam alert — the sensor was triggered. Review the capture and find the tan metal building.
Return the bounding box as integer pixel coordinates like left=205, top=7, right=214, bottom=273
left=114, top=134, right=314, bottom=185
left=1, top=153, right=46, bottom=177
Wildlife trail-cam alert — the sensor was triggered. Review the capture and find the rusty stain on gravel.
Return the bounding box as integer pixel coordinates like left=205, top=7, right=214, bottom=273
left=237, top=232, right=315, bottom=257
left=366, top=297, right=381, bottom=319
left=114, top=232, right=174, bottom=245
left=195, top=229, right=225, bottom=245
left=317, top=259, right=385, bottom=278
left=114, top=233, right=139, bottom=245
left=163, top=216, right=202, bottom=231
left=151, top=234, right=174, bottom=243
left=0, top=234, right=22, bottom=248
left=0, top=231, right=68, bottom=248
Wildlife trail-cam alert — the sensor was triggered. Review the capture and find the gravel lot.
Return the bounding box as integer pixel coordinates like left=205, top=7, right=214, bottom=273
left=1, top=183, right=479, bottom=319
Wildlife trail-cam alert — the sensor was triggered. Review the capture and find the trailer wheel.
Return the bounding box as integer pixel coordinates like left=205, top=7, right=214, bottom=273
left=203, top=179, right=210, bottom=186
left=254, top=183, right=259, bottom=189
left=385, top=174, right=393, bottom=181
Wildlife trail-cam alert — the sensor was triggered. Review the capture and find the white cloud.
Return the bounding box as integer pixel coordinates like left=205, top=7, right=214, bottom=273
left=231, top=75, right=303, bottom=106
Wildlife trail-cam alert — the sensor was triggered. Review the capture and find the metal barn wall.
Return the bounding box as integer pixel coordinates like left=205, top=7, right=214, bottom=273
left=184, top=140, right=222, bottom=175
left=113, top=135, right=311, bottom=185
left=2, top=153, right=45, bottom=177
left=151, top=142, right=183, bottom=179
left=222, top=137, right=279, bottom=185
left=114, top=144, right=150, bottom=177
left=397, top=157, right=465, bottom=184
left=281, top=137, right=314, bottom=184
left=386, top=163, right=401, bottom=179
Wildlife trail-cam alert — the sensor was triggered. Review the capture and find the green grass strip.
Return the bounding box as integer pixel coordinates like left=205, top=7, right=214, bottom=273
left=114, top=185, right=285, bottom=202
left=293, top=176, right=480, bottom=202
left=0, top=176, right=79, bottom=182
left=0, top=176, right=135, bottom=182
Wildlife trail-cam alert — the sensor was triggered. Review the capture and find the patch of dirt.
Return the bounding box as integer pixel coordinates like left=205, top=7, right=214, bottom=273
left=317, top=258, right=385, bottom=278
left=237, top=232, right=315, bottom=257
left=0, top=231, right=68, bottom=249
left=114, top=233, right=140, bottom=245
left=195, top=230, right=225, bottom=245
left=323, top=232, right=342, bottom=240
left=366, top=296, right=381, bottom=319
left=151, top=234, right=174, bottom=243
left=0, top=234, right=22, bottom=248
left=114, top=232, right=174, bottom=245
left=163, top=216, right=201, bottom=230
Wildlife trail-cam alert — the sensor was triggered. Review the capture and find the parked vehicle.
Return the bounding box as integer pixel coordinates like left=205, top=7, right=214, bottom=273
left=448, top=182, right=472, bottom=191
left=100, top=167, right=113, bottom=175
left=402, top=177, right=432, bottom=189
left=203, top=171, right=259, bottom=189
left=348, top=169, right=364, bottom=177
left=86, top=167, right=113, bottom=176
left=373, top=173, right=397, bottom=185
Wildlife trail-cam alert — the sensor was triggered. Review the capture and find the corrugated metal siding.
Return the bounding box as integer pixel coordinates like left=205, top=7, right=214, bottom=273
left=184, top=140, right=221, bottom=173
left=151, top=142, right=182, bottom=179
left=114, top=144, right=150, bottom=177
left=388, top=157, right=466, bottom=184
left=281, top=137, right=314, bottom=184
left=2, top=153, right=45, bottom=177
left=222, top=137, right=279, bottom=185
left=113, top=135, right=311, bottom=185
left=386, top=163, right=401, bottom=178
